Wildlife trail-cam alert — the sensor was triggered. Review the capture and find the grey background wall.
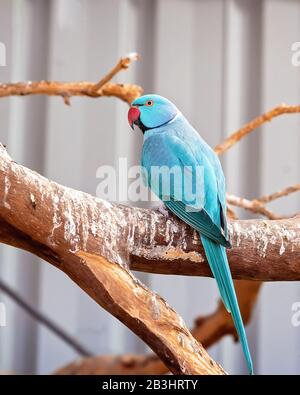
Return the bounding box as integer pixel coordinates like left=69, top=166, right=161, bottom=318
left=0, top=0, right=300, bottom=374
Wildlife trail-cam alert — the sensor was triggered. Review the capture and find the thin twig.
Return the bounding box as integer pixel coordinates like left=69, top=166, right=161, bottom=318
left=0, top=277, right=92, bottom=357
left=0, top=53, right=142, bottom=105
left=92, top=52, right=139, bottom=92
left=257, top=183, right=300, bottom=204
left=226, top=193, right=283, bottom=220
left=214, top=105, right=300, bottom=219
left=215, top=104, right=300, bottom=155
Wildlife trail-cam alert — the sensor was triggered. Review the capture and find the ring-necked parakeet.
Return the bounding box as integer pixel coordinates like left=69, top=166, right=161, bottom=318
left=128, top=94, right=253, bottom=375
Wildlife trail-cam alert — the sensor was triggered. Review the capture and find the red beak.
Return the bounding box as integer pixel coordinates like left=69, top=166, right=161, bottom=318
left=128, top=106, right=140, bottom=129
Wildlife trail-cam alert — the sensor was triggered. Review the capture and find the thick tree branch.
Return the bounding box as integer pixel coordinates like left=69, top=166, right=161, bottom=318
left=2, top=138, right=299, bottom=373
left=0, top=144, right=225, bottom=375
left=0, top=143, right=299, bottom=281
left=54, top=280, right=262, bottom=375
left=129, top=212, right=300, bottom=281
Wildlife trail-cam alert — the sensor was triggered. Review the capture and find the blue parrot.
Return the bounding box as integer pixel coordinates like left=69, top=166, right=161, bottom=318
left=128, top=94, right=253, bottom=375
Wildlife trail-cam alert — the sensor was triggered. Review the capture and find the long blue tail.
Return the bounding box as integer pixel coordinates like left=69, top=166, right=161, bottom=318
left=201, top=234, right=254, bottom=375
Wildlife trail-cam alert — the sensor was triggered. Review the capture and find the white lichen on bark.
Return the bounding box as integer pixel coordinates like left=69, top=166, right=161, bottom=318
left=229, top=219, right=300, bottom=258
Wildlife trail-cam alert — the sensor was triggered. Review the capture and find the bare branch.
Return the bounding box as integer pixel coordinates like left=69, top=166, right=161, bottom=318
left=0, top=53, right=142, bottom=105
left=0, top=277, right=92, bottom=357
left=227, top=193, right=283, bottom=220
left=257, top=183, right=300, bottom=204
left=193, top=280, right=261, bottom=346
left=53, top=280, right=262, bottom=375
left=215, top=104, right=300, bottom=155
left=0, top=81, right=142, bottom=105
left=214, top=105, right=300, bottom=219
left=92, top=52, right=140, bottom=92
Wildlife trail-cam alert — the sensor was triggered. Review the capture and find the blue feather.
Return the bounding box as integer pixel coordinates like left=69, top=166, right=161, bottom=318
left=201, top=235, right=254, bottom=375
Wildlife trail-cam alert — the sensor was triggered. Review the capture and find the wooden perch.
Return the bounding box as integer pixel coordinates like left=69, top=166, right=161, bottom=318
left=0, top=144, right=225, bottom=375
left=54, top=280, right=261, bottom=375
left=0, top=141, right=299, bottom=374
left=0, top=143, right=299, bottom=281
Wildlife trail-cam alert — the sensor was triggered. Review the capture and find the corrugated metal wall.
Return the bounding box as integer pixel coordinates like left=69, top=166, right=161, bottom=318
left=0, top=0, right=299, bottom=374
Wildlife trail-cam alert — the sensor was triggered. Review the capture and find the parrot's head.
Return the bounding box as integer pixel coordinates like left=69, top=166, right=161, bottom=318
left=128, top=94, right=178, bottom=133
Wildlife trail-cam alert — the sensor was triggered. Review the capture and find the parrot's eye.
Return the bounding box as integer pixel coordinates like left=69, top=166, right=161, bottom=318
left=145, top=100, right=154, bottom=107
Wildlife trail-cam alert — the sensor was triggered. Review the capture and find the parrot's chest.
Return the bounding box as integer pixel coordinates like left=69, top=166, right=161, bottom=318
left=142, top=135, right=177, bottom=168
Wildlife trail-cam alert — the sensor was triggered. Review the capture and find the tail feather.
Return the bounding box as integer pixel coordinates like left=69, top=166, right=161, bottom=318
left=201, top=234, right=254, bottom=375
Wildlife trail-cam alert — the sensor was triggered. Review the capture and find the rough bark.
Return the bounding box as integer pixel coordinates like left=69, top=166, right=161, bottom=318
left=0, top=144, right=300, bottom=281
left=0, top=144, right=226, bottom=375
left=0, top=142, right=299, bottom=373
left=54, top=280, right=261, bottom=375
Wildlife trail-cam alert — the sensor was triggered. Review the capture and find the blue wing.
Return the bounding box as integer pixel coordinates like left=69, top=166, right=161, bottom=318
left=142, top=133, right=230, bottom=247
left=199, top=142, right=229, bottom=240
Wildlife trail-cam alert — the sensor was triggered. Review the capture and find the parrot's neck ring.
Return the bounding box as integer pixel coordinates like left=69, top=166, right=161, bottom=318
left=137, top=111, right=181, bottom=134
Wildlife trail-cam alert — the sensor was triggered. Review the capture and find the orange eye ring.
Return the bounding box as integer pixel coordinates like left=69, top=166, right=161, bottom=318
left=145, top=100, right=154, bottom=107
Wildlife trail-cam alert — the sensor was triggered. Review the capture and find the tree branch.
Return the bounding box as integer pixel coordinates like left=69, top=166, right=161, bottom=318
left=0, top=143, right=299, bottom=283
left=227, top=193, right=283, bottom=220
left=92, top=52, right=140, bottom=92
left=53, top=280, right=262, bottom=375
left=215, top=104, right=300, bottom=155
left=0, top=81, right=142, bottom=106
left=0, top=140, right=297, bottom=374
left=129, top=212, right=300, bottom=280
left=0, top=143, right=225, bottom=375
left=257, top=183, right=300, bottom=204
left=214, top=105, right=300, bottom=219
left=2, top=137, right=298, bottom=373
left=0, top=277, right=92, bottom=357
left=0, top=53, right=142, bottom=105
